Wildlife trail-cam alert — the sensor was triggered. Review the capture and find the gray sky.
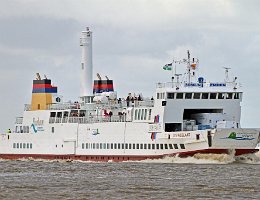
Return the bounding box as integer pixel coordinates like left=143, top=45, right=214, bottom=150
left=0, top=0, right=260, bottom=131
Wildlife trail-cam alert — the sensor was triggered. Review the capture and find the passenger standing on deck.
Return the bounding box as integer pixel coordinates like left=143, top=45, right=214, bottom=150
left=109, top=111, right=113, bottom=122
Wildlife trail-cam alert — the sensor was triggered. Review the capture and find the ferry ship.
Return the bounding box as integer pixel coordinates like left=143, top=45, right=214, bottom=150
left=0, top=28, right=259, bottom=162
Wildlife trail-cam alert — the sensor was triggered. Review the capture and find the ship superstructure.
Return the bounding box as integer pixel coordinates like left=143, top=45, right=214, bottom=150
left=0, top=28, right=259, bottom=162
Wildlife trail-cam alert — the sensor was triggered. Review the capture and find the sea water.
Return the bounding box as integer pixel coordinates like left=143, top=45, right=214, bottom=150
left=0, top=153, right=259, bottom=199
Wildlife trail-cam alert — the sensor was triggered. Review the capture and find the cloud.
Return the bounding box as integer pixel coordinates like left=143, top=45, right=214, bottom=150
left=0, top=0, right=260, bottom=131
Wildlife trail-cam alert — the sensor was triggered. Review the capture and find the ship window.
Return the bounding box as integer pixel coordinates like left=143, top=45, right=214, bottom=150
left=125, top=143, right=128, bottom=149
left=111, top=143, right=113, bottom=149
left=176, top=93, right=183, bottom=99
left=138, top=109, right=141, bottom=120
left=185, top=93, right=192, bottom=99
left=100, top=143, right=102, bottom=149
left=141, top=109, right=144, bottom=120
left=169, top=144, right=173, bottom=149
left=226, top=93, right=233, bottom=99
left=30, top=143, right=32, bottom=149
left=144, top=109, right=147, bottom=120
left=52, top=127, right=54, bottom=133
left=180, top=144, right=185, bottom=149
left=96, top=143, right=99, bottom=149
left=121, top=143, right=124, bottom=149
left=50, top=112, right=56, bottom=117
left=129, top=143, right=132, bottom=149
left=144, top=144, right=147, bottom=149
left=173, top=144, right=178, bottom=149
left=118, top=143, right=121, bottom=149
left=13, top=143, right=16, bottom=148
left=162, top=93, right=165, bottom=99
left=167, top=93, right=175, bottom=99
left=27, top=143, right=29, bottom=148
left=152, top=144, right=155, bottom=149
left=82, top=143, right=84, bottom=149
left=160, top=144, right=164, bottom=149
left=86, top=143, right=89, bottom=149
left=93, top=143, right=96, bottom=149
left=210, top=93, right=217, bottom=99
left=157, top=93, right=160, bottom=99
left=133, top=144, right=135, bottom=149
left=20, top=143, right=22, bottom=148
left=193, top=93, right=201, bottom=99
left=103, top=143, right=106, bottom=149
left=135, top=109, right=138, bottom=120
left=164, top=144, right=168, bottom=149
left=148, top=109, right=152, bottom=120
left=136, top=144, right=139, bottom=149
left=234, top=93, right=240, bottom=99
left=148, top=144, right=151, bottom=149
left=57, top=112, right=62, bottom=118
left=114, top=143, right=117, bottom=149
left=140, top=144, right=143, bottom=149
left=17, top=143, right=19, bottom=149
left=202, top=93, right=209, bottom=99
left=156, top=144, right=160, bottom=149
left=218, top=93, right=225, bottom=99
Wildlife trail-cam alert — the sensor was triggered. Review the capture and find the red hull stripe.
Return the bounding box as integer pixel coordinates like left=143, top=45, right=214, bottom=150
left=0, top=149, right=258, bottom=162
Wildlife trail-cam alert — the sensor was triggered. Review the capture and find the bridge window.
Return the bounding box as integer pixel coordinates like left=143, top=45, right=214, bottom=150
left=202, top=93, right=209, bottom=99
left=218, top=93, right=225, bottom=99
left=169, top=144, right=173, bottom=149
left=210, top=93, right=217, bottom=99
left=234, top=93, right=240, bottom=99
left=176, top=93, right=183, bottom=99
left=193, top=93, right=201, bottom=99
left=135, top=109, right=138, bottom=120
left=226, top=93, right=233, bottom=99
left=185, top=93, right=192, bottom=99
left=180, top=144, right=185, bottom=149
left=173, top=144, right=178, bottom=149
left=148, top=109, right=152, bottom=120
left=167, top=93, right=175, bottom=99
left=164, top=144, right=168, bottom=149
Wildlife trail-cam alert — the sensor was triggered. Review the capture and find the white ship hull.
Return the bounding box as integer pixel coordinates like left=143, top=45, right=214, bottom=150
left=1, top=121, right=259, bottom=161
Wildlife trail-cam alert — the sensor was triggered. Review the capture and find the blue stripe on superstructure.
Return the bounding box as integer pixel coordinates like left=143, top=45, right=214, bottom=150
left=93, top=88, right=114, bottom=93
left=32, top=88, right=57, bottom=93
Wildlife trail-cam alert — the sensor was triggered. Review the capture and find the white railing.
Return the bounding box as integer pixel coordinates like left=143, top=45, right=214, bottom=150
left=49, top=115, right=127, bottom=124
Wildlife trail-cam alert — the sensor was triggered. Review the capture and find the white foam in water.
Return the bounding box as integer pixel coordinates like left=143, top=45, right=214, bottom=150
left=139, top=153, right=235, bottom=164
left=139, top=151, right=260, bottom=164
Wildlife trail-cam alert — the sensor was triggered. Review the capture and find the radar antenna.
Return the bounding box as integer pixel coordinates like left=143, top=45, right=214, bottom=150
left=223, top=67, right=231, bottom=82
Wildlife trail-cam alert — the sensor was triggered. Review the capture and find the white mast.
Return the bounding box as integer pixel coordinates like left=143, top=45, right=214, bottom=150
left=80, top=27, right=93, bottom=103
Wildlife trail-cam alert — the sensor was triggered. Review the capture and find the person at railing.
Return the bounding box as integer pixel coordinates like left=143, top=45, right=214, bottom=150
left=109, top=111, right=113, bottom=122
left=138, top=95, right=142, bottom=101
left=126, top=96, right=130, bottom=107
left=118, top=112, right=123, bottom=122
